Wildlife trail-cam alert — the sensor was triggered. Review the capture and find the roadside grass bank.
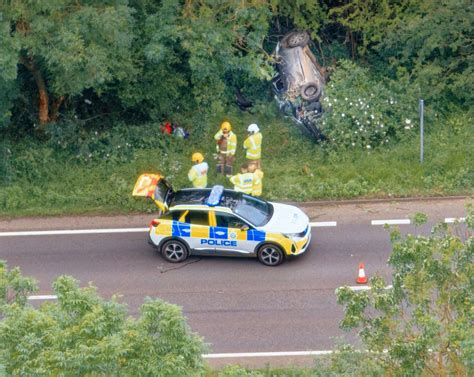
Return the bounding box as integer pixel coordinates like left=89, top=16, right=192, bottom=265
left=0, top=109, right=472, bottom=218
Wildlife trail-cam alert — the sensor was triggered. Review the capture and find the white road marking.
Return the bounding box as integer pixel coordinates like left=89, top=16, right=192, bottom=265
left=0, top=228, right=149, bottom=237
left=310, top=221, right=337, bottom=227
left=444, top=217, right=465, bottom=223
left=202, top=350, right=333, bottom=358
left=371, top=219, right=411, bottom=225
left=343, top=285, right=393, bottom=291
left=0, top=215, right=465, bottom=237
left=28, top=295, right=58, bottom=300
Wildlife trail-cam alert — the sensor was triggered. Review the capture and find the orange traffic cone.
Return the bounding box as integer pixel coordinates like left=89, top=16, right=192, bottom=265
left=356, top=263, right=368, bottom=284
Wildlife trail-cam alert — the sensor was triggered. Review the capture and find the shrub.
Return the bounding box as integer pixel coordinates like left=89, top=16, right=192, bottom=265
left=44, top=120, right=171, bottom=164
left=320, top=60, right=419, bottom=149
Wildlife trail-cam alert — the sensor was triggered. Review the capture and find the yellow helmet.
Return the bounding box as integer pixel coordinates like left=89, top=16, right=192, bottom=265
left=191, top=152, right=204, bottom=163
left=220, top=121, right=232, bottom=132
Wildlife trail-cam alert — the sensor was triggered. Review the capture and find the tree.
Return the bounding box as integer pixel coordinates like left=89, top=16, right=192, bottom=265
left=329, top=0, right=474, bottom=108
left=336, top=210, right=473, bottom=376
left=0, top=261, right=205, bottom=376
left=1, top=0, right=136, bottom=128
left=0, top=15, right=19, bottom=129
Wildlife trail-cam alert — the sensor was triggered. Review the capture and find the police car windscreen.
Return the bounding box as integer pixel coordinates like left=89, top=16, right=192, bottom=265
left=233, top=195, right=273, bottom=227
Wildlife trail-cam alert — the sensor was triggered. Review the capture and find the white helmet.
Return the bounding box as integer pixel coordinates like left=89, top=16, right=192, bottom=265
left=247, top=123, right=259, bottom=133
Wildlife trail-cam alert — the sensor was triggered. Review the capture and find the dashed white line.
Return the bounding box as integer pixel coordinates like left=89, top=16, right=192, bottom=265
left=371, top=219, right=411, bottom=226
left=202, top=350, right=333, bottom=359
left=309, top=221, right=337, bottom=227
left=444, top=217, right=465, bottom=223
left=0, top=228, right=149, bottom=237
left=28, top=295, right=58, bottom=300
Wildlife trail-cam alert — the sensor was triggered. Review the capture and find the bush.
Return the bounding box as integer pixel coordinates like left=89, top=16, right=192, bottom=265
left=44, top=119, right=178, bottom=164
left=0, top=263, right=206, bottom=376
left=320, top=60, right=419, bottom=149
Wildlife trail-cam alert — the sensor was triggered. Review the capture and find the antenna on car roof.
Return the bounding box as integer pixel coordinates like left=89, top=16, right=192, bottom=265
left=206, top=185, right=224, bottom=206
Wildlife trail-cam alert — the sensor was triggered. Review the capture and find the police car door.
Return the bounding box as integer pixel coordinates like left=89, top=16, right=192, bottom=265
left=179, top=210, right=214, bottom=256
left=212, top=212, right=260, bottom=257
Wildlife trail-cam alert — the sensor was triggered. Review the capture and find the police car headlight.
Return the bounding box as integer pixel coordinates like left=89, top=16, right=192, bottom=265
left=283, top=233, right=299, bottom=239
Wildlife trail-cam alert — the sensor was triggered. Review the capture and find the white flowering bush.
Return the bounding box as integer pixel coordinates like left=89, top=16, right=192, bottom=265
left=320, top=60, right=418, bottom=149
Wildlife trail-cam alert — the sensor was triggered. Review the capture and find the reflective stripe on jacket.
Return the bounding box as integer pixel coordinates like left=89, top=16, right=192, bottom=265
left=188, top=162, right=208, bottom=188
left=214, top=130, right=237, bottom=155
left=230, top=172, right=260, bottom=194
left=252, top=169, right=264, bottom=196
left=244, top=132, right=262, bottom=159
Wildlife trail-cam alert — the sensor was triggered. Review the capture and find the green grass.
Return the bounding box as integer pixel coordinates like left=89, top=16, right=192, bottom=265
left=0, top=108, right=472, bottom=218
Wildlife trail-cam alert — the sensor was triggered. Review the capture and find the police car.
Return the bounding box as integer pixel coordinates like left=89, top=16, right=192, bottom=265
left=132, top=174, right=311, bottom=266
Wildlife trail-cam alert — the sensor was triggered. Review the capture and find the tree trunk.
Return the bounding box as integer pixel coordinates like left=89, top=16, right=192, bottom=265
left=50, top=96, right=65, bottom=122
left=20, top=56, right=50, bottom=126
left=350, top=30, right=357, bottom=60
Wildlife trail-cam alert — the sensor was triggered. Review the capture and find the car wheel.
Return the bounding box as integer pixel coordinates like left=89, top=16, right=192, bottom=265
left=257, top=244, right=284, bottom=266
left=281, top=31, right=310, bottom=48
left=301, top=82, right=321, bottom=101
left=161, top=239, right=189, bottom=263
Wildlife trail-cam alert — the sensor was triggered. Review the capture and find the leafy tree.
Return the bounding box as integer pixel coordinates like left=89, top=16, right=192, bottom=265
left=1, top=0, right=136, bottom=127
left=0, top=14, right=19, bottom=129
left=0, top=262, right=205, bottom=376
left=336, top=209, right=473, bottom=376
left=178, top=0, right=274, bottom=112
left=330, top=0, right=474, bottom=108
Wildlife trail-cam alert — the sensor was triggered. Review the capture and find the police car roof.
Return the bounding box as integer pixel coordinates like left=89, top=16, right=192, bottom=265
left=169, top=188, right=243, bottom=209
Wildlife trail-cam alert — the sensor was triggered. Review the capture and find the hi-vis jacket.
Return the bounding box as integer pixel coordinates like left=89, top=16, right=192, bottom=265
left=188, top=162, right=209, bottom=188
left=214, top=130, right=237, bottom=156
left=230, top=172, right=261, bottom=194
left=252, top=169, right=264, bottom=196
left=243, top=132, right=262, bottom=160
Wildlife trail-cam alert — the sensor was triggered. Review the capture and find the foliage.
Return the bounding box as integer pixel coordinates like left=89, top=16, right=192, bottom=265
left=0, top=260, right=38, bottom=310
left=330, top=0, right=474, bottom=109
left=319, top=60, right=418, bottom=149
left=0, top=15, right=19, bottom=129
left=336, top=209, right=474, bottom=376
left=0, top=0, right=470, bottom=132
left=0, top=263, right=205, bottom=376
left=216, top=365, right=266, bottom=376
left=2, top=0, right=136, bottom=126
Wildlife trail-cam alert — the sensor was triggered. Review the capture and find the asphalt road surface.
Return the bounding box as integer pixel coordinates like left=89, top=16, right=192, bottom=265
left=0, top=198, right=470, bottom=367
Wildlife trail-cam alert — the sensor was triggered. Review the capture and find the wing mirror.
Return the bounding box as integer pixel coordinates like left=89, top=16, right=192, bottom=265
left=240, top=225, right=250, bottom=231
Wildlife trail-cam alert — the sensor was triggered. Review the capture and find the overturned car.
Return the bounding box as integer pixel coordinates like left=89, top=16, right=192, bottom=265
left=273, top=31, right=326, bottom=140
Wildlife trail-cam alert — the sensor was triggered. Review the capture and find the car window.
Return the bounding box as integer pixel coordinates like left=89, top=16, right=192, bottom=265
left=184, top=210, right=209, bottom=226
left=233, top=195, right=273, bottom=227
left=215, top=213, right=248, bottom=229
left=160, top=210, right=184, bottom=221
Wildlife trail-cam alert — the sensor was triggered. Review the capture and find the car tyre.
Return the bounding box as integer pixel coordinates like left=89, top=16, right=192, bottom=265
left=281, top=31, right=310, bottom=48
left=161, top=239, right=189, bottom=263
left=301, top=82, right=321, bottom=101
left=257, top=244, right=285, bottom=266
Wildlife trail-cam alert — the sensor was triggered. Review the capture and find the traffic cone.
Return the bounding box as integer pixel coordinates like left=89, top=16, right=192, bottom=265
left=356, top=263, right=368, bottom=284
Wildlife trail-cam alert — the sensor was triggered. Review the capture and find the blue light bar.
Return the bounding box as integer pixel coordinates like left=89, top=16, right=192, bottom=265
left=206, top=185, right=224, bottom=206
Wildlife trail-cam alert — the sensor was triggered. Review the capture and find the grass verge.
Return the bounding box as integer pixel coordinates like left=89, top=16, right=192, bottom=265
left=0, top=109, right=472, bottom=218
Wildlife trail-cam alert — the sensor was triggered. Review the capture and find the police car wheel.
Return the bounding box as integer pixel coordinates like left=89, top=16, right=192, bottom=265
left=257, top=244, right=284, bottom=266
left=161, top=240, right=188, bottom=263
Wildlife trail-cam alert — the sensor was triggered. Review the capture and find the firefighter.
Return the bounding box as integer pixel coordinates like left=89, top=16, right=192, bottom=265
left=188, top=152, right=208, bottom=188
left=243, top=123, right=262, bottom=169
left=248, top=163, right=264, bottom=197
left=214, top=121, right=237, bottom=176
left=229, top=162, right=260, bottom=195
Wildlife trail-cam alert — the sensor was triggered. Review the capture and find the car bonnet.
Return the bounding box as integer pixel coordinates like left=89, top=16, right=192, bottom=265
left=258, top=202, right=309, bottom=234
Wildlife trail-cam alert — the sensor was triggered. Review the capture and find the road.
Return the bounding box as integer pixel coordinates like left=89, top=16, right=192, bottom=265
left=0, top=197, right=470, bottom=367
